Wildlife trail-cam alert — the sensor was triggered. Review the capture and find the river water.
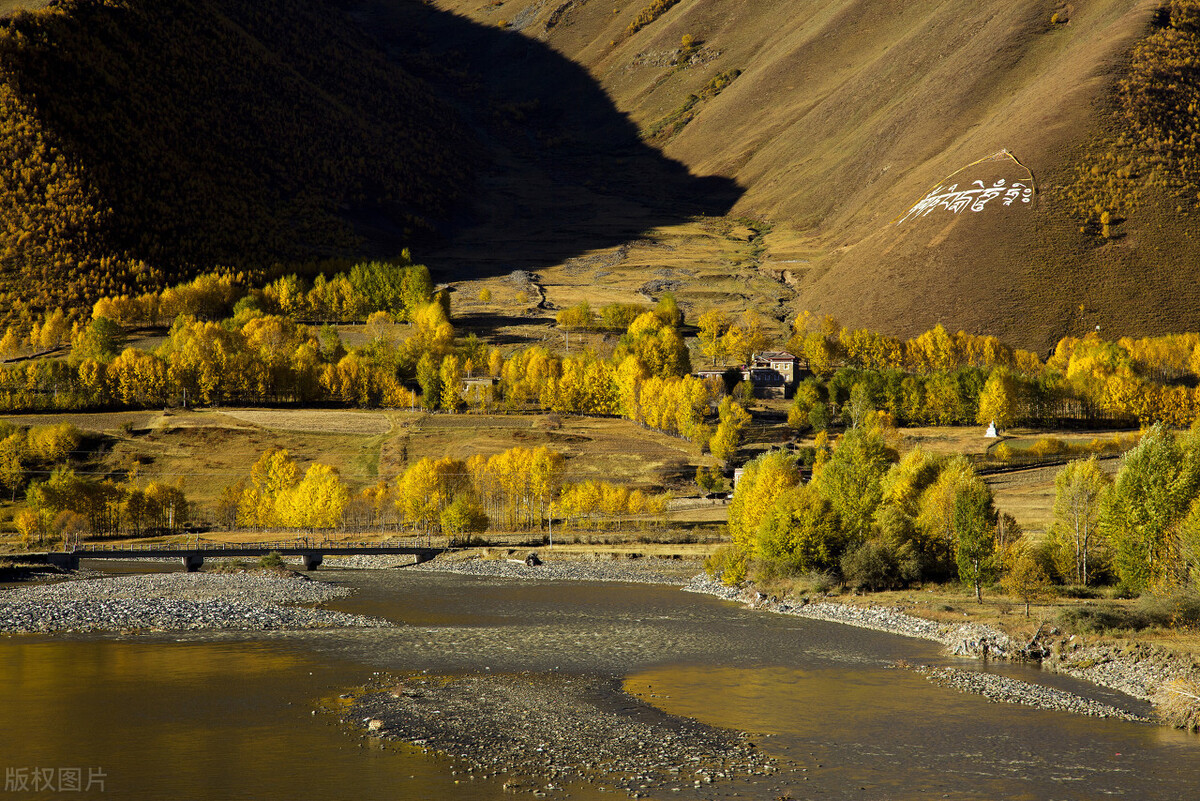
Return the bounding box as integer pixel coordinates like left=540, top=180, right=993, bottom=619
left=1, top=565, right=1198, bottom=799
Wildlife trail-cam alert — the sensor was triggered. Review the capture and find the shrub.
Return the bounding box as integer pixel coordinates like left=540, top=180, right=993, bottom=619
left=1030, top=436, right=1068, bottom=458
left=1134, top=591, right=1200, bottom=629
left=703, top=544, right=748, bottom=586
left=797, top=569, right=838, bottom=595
left=841, top=539, right=905, bottom=591
left=626, top=0, right=682, bottom=37
left=1154, top=677, right=1200, bottom=730
left=1056, top=603, right=1141, bottom=633
left=258, top=551, right=285, bottom=570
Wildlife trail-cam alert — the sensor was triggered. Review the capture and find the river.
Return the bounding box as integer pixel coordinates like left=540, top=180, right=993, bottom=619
left=1, top=564, right=1198, bottom=799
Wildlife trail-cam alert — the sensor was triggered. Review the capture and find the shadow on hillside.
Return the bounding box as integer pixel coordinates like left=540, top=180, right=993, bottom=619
left=346, top=0, right=742, bottom=278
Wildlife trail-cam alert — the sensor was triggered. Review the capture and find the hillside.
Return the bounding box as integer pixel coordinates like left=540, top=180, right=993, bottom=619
left=420, top=0, right=1200, bottom=350
left=7, top=0, right=1200, bottom=350
left=0, top=0, right=476, bottom=323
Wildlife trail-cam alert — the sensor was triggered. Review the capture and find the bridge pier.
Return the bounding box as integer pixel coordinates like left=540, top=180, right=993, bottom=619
left=302, top=553, right=323, bottom=571
left=182, top=554, right=204, bottom=572
left=415, top=550, right=435, bottom=564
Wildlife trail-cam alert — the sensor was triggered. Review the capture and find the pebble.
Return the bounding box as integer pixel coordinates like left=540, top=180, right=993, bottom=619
left=405, top=554, right=697, bottom=585
left=0, top=571, right=388, bottom=633
left=346, top=672, right=778, bottom=798
left=914, top=665, right=1149, bottom=722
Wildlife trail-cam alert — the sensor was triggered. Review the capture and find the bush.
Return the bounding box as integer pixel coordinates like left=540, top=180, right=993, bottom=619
left=841, top=539, right=905, bottom=591
left=1051, top=595, right=1200, bottom=634
left=703, top=544, right=748, bottom=586
left=1154, top=677, right=1200, bottom=730
left=1030, top=436, right=1068, bottom=458
left=1134, top=591, right=1200, bottom=629
left=797, top=569, right=838, bottom=595
left=1058, top=585, right=1103, bottom=599
left=1056, top=603, right=1142, bottom=633
left=258, top=551, right=285, bottom=570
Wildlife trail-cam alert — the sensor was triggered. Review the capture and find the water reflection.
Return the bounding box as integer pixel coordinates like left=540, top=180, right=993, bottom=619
left=627, top=664, right=1200, bottom=800
left=0, top=639, right=609, bottom=801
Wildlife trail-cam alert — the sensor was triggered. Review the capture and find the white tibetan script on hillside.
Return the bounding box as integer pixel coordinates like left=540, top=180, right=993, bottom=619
left=895, top=150, right=1036, bottom=225
left=898, top=179, right=1032, bottom=224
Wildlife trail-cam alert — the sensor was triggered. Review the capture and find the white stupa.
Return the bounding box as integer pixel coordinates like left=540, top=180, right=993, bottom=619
left=984, top=420, right=998, bottom=438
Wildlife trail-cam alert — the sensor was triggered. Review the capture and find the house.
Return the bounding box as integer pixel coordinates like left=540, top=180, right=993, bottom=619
left=754, top=351, right=800, bottom=386
left=694, top=352, right=801, bottom=399
left=742, top=351, right=800, bottom=399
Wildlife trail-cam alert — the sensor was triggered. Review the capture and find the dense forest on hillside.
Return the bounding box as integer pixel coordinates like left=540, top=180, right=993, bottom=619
left=0, top=0, right=474, bottom=325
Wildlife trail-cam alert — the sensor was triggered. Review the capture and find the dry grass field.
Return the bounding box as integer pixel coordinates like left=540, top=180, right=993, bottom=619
left=0, top=408, right=717, bottom=538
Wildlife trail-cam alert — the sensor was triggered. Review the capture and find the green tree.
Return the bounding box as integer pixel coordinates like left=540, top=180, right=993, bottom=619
left=916, top=456, right=983, bottom=577
left=709, top=396, right=750, bottom=466
left=1101, top=423, right=1200, bottom=593
left=1048, top=457, right=1112, bottom=585
left=787, top=379, right=823, bottom=430
left=71, top=316, right=124, bottom=363
left=728, top=450, right=802, bottom=553
left=1001, top=546, right=1053, bottom=616
left=417, top=352, right=442, bottom=410
left=0, top=432, right=25, bottom=500
left=811, top=414, right=895, bottom=542
left=755, top=484, right=843, bottom=575
left=954, top=481, right=997, bottom=602
left=440, top=496, right=490, bottom=545
left=653, top=293, right=683, bottom=327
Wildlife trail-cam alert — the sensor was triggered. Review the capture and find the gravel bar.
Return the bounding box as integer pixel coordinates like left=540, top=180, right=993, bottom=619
left=346, top=672, right=779, bottom=799
left=0, top=571, right=388, bottom=633
left=406, top=553, right=696, bottom=585
left=913, top=665, right=1149, bottom=722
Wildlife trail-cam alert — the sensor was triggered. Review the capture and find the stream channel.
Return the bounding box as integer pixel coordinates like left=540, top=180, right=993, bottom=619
left=1, top=562, right=1198, bottom=799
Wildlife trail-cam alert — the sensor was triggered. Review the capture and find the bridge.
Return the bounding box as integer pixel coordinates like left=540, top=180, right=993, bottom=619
left=24, top=540, right=444, bottom=572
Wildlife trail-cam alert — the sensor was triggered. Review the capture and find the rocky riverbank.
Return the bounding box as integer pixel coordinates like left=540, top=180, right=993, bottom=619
left=683, top=575, right=1017, bottom=655
left=345, top=672, right=779, bottom=800
left=1045, top=640, right=1199, bottom=704
left=405, top=551, right=699, bottom=585
left=0, top=571, right=387, bottom=633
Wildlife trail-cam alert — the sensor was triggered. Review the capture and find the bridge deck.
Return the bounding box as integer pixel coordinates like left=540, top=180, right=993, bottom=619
left=69, top=546, right=438, bottom=558
left=15, top=543, right=445, bottom=571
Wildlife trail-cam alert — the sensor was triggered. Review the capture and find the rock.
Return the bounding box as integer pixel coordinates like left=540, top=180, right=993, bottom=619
left=525, top=552, right=543, bottom=567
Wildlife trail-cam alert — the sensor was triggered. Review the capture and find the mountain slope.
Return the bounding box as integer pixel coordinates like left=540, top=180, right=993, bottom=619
left=431, top=0, right=1200, bottom=349
left=0, top=0, right=475, bottom=321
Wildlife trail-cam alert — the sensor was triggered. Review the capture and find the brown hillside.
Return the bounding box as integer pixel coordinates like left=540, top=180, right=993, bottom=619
left=428, top=0, right=1200, bottom=350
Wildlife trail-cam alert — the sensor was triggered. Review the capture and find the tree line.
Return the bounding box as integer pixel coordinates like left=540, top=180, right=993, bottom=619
left=219, top=443, right=665, bottom=539
left=787, top=316, right=1200, bottom=431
